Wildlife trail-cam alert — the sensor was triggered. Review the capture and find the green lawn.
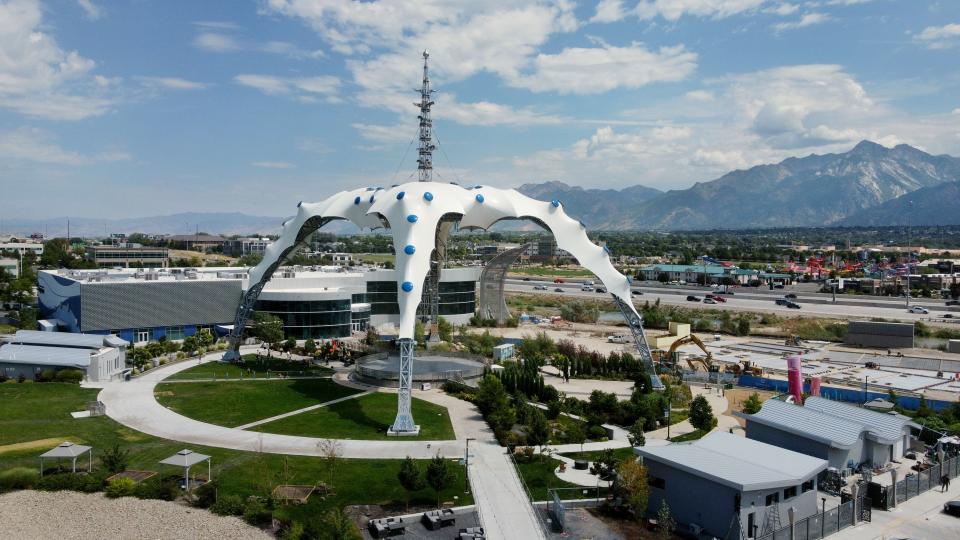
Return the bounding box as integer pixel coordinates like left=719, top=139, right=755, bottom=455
left=155, top=379, right=361, bottom=428
left=253, top=392, right=456, bottom=440
left=0, top=383, right=472, bottom=536
left=558, top=447, right=636, bottom=463
left=512, top=455, right=604, bottom=501
left=509, top=267, right=596, bottom=278
left=669, top=429, right=708, bottom=442
left=165, top=355, right=333, bottom=381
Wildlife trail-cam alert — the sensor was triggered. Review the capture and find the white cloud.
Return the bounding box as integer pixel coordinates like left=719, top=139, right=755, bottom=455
left=76, top=0, right=102, bottom=20
left=0, top=127, right=130, bottom=165
left=633, top=0, right=767, bottom=21
left=508, top=42, right=697, bottom=94
left=0, top=0, right=113, bottom=120
left=234, top=74, right=341, bottom=102
left=763, top=2, right=798, bottom=16
left=352, top=123, right=412, bottom=143
left=591, top=0, right=628, bottom=23
left=194, top=32, right=240, bottom=52
left=914, top=23, right=960, bottom=49
left=442, top=99, right=564, bottom=126
left=772, top=12, right=830, bottom=32
left=684, top=89, right=715, bottom=101
left=136, top=77, right=208, bottom=90
left=252, top=161, right=294, bottom=169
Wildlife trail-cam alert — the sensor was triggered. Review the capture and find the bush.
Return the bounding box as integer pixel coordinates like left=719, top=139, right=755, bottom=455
left=243, top=497, right=273, bottom=526
left=54, top=369, right=84, bottom=383
left=36, top=369, right=56, bottom=382
left=588, top=425, right=608, bottom=440
left=101, top=444, right=129, bottom=473
left=105, top=477, right=137, bottom=498
left=134, top=476, right=179, bottom=501
left=280, top=521, right=305, bottom=540
left=191, top=479, right=218, bottom=508
left=210, top=494, right=246, bottom=516
left=0, top=467, right=40, bottom=491
left=37, top=471, right=106, bottom=493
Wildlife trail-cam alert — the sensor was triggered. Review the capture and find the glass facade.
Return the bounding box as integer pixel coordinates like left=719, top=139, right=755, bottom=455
left=366, top=280, right=476, bottom=316
left=254, top=298, right=352, bottom=339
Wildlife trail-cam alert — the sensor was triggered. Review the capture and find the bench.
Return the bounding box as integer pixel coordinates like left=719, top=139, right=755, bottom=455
left=421, top=508, right=456, bottom=530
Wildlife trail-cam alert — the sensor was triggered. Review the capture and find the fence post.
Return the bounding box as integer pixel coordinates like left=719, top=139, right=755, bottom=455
left=788, top=506, right=795, bottom=540
left=890, top=469, right=897, bottom=509
left=850, top=484, right=858, bottom=526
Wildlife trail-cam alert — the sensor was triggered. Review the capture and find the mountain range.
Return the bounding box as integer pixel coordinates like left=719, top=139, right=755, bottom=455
left=3, top=141, right=958, bottom=236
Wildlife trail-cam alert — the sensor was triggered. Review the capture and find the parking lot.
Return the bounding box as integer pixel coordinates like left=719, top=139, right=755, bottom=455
left=832, top=479, right=960, bottom=540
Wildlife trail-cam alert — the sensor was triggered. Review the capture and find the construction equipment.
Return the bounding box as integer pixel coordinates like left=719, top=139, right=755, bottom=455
left=667, top=334, right=714, bottom=372
left=785, top=335, right=803, bottom=347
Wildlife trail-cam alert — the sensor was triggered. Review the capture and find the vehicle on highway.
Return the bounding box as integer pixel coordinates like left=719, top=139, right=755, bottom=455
left=703, top=298, right=717, bottom=304
left=943, top=314, right=954, bottom=319
left=944, top=500, right=960, bottom=517
left=947, top=300, right=960, bottom=306
left=785, top=293, right=798, bottom=299
left=705, top=294, right=726, bottom=303
left=554, top=287, right=564, bottom=293
left=581, top=285, right=594, bottom=292
left=775, top=298, right=789, bottom=306
left=786, top=301, right=801, bottom=309
left=631, top=289, right=642, bottom=296
left=583, top=280, right=595, bottom=286
left=533, top=285, right=548, bottom=290
left=607, top=334, right=632, bottom=344
left=774, top=284, right=785, bottom=289
left=909, top=306, right=929, bottom=314
left=522, top=277, right=531, bottom=281
left=595, top=287, right=606, bottom=293
left=554, top=278, right=565, bottom=284
left=716, top=290, right=734, bottom=295
left=686, top=295, right=701, bottom=302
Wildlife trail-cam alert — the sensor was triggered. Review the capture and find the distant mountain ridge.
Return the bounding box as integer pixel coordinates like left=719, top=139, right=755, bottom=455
left=841, top=180, right=960, bottom=226
left=1, top=212, right=288, bottom=238
left=518, top=141, right=960, bottom=230
left=516, top=181, right=662, bottom=229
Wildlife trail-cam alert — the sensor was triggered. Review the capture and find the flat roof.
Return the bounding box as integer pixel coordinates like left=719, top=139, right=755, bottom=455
left=747, top=399, right=864, bottom=448
left=0, top=344, right=92, bottom=368
left=9, top=330, right=127, bottom=349
left=636, top=431, right=827, bottom=491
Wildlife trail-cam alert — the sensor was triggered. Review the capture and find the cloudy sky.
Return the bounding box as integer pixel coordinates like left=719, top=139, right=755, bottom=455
left=1, top=0, right=959, bottom=219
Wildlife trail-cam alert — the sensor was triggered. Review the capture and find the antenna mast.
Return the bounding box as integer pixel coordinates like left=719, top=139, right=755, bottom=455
left=415, top=51, right=435, bottom=182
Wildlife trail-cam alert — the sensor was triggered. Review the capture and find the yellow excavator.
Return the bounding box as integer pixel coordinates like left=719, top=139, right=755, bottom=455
left=654, top=334, right=763, bottom=376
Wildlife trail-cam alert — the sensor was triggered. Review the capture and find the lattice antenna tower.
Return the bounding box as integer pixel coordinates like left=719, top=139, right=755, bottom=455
left=415, top=51, right=436, bottom=183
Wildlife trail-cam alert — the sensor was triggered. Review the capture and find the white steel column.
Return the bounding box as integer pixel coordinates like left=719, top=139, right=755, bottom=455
left=388, top=338, right=420, bottom=435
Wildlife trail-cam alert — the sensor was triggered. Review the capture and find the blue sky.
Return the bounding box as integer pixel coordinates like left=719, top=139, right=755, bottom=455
left=1, top=0, right=959, bottom=219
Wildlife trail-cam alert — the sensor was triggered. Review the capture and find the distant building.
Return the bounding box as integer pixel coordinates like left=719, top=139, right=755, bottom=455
left=636, top=432, right=827, bottom=539
left=743, top=397, right=914, bottom=470
left=223, top=237, right=271, bottom=258
left=637, top=264, right=757, bottom=284
left=0, top=330, right=128, bottom=382
left=167, top=234, right=227, bottom=251
left=0, top=258, right=18, bottom=278
left=330, top=253, right=353, bottom=266
left=0, top=242, right=44, bottom=257
left=86, top=245, right=169, bottom=268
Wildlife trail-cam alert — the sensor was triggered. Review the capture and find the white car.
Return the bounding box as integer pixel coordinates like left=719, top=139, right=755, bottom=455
left=703, top=298, right=717, bottom=304
left=581, top=285, right=594, bottom=292
left=607, top=335, right=632, bottom=344
left=909, top=306, right=929, bottom=314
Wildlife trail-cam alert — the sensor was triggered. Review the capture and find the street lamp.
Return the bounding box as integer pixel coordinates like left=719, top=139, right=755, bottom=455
left=821, top=497, right=827, bottom=538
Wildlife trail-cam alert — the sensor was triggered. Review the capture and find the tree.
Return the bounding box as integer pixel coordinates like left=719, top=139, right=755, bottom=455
left=397, top=456, right=426, bottom=510
left=475, top=374, right=510, bottom=417
left=590, top=448, right=620, bottom=482
left=689, top=395, right=715, bottom=433
left=736, top=315, right=751, bottom=337
left=101, top=444, right=130, bottom=473
left=426, top=453, right=456, bottom=508
left=527, top=408, right=550, bottom=450
left=320, top=507, right=362, bottom=540
left=317, top=439, right=343, bottom=483
left=438, top=316, right=453, bottom=342
left=236, top=253, right=263, bottom=267
left=657, top=500, right=676, bottom=539
left=627, top=418, right=646, bottom=447
left=304, top=338, right=317, bottom=355
left=15, top=307, right=37, bottom=330
left=195, top=328, right=215, bottom=348
left=282, top=336, right=297, bottom=353
left=742, top=392, right=763, bottom=414
left=566, top=421, right=587, bottom=453
left=252, top=312, right=284, bottom=356
left=615, top=459, right=649, bottom=518
left=181, top=335, right=199, bottom=355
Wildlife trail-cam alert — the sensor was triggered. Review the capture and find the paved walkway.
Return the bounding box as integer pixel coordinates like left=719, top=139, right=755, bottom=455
left=233, top=390, right=373, bottom=430
left=645, top=384, right=741, bottom=440
left=92, top=347, right=544, bottom=540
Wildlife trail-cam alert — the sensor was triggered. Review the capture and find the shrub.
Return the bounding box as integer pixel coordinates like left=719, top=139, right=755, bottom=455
left=209, top=494, right=246, bottom=516
left=36, top=369, right=56, bottom=382
left=243, top=497, right=273, bottom=526
left=191, top=479, right=218, bottom=508
left=101, top=444, right=129, bottom=473
left=0, top=467, right=40, bottom=491
left=105, top=477, right=136, bottom=498
left=134, top=476, right=179, bottom=501
left=280, top=521, right=305, bottom=540
left=54, top=369, right=84, bottom=383
left=37, top=471, right=106, bottom=493
left=588, top=425, right=608, bottom=440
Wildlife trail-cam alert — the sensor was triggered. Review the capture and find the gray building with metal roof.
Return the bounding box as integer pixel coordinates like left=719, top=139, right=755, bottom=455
left=636, top=432, right=827, bottom=539
left=0, top=330, right=128, bottom=382
left=744, top=397, right=912, bottom=471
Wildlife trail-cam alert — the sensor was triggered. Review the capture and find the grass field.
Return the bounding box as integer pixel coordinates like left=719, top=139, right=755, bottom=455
left=669, top=429, right=708, bottom=442
left=0, top=383, right=472, bottom=533
left=558, top=448, right=636, bottom=463
left=155, top=378, right=361, bottom=428
left=165, top=356, right=333, bottom=381
left=509, top=267, right=596, bottom=278
left=512, top=455, right=604, bottom=501
left=253, top=391, right=456, bottom=440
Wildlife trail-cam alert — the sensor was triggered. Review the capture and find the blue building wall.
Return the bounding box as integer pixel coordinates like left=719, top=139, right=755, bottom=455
left=738, top=374, right=953, bottom=412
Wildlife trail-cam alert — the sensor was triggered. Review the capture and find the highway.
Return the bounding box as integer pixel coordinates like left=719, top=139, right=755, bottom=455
left=504, top=278, right=959, bottom=325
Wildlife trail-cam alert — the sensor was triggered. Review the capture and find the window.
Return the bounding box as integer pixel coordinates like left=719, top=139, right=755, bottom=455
left=166, top=326, right=185, bottom=341
left=783, top=486, right=797, bottom=500
left=765, top=493, right=779, bottom=506
left=802, top=480, right=814, bottom=493
left=648, top=476, right=666, bottom=489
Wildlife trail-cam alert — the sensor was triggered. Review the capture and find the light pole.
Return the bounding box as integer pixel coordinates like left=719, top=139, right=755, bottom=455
left=464, top=437, right=475, bottom=494
left=664, top=392, right=672, bottom=440
left=821, top=497, right=827, bottom=538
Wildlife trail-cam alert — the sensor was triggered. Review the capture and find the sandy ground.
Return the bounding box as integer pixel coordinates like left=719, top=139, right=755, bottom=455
left=723, top=388, right=779, bottom=428
left=0, top=490, right=271, bottom=540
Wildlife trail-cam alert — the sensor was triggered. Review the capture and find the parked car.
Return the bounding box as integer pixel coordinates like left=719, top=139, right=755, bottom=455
left=909, top=306, right=929, bottom=314
left=554, top=287, right=564, bottom=293
left=944, top=500, right=960, bottom=517
left=607, top=335, right=631, bottom=344
left=785, top=293, right=798, bottom=299
left=533, top=285, right=548, bottom=290
left=703, top=298, right=717, bottom=304
left=595, top=287, right=606, bottom=293
left=686, top=295, right=701, bottom=302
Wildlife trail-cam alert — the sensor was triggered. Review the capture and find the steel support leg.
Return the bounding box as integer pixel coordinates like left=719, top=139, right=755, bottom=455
left=389, top=338, right=420, bottom=435
left=611, top=295, right=664, bottom=391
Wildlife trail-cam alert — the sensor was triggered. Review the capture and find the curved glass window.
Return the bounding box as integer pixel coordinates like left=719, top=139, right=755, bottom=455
left=254, top=298, right=352, bottom=340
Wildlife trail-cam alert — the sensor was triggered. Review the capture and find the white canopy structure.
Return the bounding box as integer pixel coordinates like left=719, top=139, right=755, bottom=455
left=159, top=449, right=211, bottom=490
left=39, top=442, right=92, bottom=476
left=223, top=52, right=661, bottom=435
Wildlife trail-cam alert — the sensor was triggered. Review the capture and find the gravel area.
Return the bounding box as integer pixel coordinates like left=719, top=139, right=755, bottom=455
left=0, top=490, right=272, bottom=540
